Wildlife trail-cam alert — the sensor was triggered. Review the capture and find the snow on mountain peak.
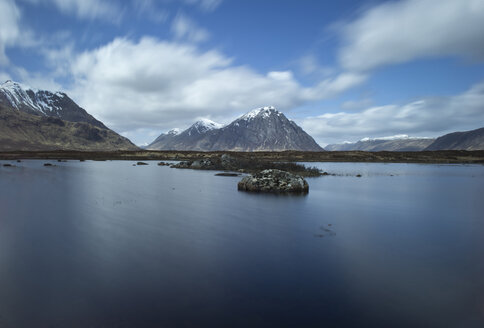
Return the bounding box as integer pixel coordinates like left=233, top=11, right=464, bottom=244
left=167, top=128, right=181, bottom=135
left=186, top=118, right=223, bottom=136
left=193, top=118, right=222, bottom=130
left=241, top=106, right=280, bottom=121
left=359, top=134, right=432, bottom=142
left=1, top=80, right=37, bottom=93
left=0, top=80, right=68, bottom=116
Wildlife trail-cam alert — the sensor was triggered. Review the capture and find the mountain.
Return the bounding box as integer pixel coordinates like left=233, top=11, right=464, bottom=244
left=147, top=119, right=222, bottom=150
left=0, top=80, right=107, bottom=129
left=425, top=127, right=484, bottom=150
left=0, top=81, right=137, bottom=151
left=147, top=106, right=323, bottom=151
left=325, top=135, right=435, bottom=151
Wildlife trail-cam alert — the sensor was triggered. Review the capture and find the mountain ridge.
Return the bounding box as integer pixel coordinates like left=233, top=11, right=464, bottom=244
left=326, top=135, right=435, bottom=151
left=147, top=106, right=324, bottom=151
left=425, top=127, right=484, bottom=150
left=0, top=80, right=137, bottom=151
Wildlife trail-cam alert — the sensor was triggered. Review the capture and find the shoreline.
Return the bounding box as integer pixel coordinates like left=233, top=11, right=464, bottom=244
left=1, top=150, right=484, bottom=164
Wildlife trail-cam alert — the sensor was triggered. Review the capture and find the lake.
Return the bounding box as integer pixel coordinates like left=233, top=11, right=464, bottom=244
left=1, top=160, right=483, bottom=327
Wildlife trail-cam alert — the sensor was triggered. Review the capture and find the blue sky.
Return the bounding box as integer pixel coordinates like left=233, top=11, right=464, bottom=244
left=1, top=0, right=484, bottom=146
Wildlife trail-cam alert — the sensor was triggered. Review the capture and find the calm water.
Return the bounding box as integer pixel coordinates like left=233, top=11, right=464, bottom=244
left=1, top=160, right=484, bottom=328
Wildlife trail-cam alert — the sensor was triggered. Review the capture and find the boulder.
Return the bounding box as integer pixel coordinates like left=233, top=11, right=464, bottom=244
left=237, top=169, right=309, bottom=193
left=190, top=158, right=214, bottom=169
left=220, top=154, right=237, bottom=169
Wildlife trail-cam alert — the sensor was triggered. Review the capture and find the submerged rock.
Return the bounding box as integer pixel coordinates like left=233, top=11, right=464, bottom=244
left=215, top=172, right=240, bottom=177
left=237, top=169, right=309, bottom=193
left=136, top=162, right=149, bottom=165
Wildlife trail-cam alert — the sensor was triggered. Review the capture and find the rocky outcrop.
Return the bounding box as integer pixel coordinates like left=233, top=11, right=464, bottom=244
left=237, top=169, right=309, bottom=193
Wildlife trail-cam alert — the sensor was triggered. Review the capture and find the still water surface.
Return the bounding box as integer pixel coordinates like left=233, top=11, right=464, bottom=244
left=1, top=160, right=483, bottom=327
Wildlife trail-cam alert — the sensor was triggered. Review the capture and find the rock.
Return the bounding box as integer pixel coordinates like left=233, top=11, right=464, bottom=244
left=3, top=163, right=13, bottom=167
left=237, top=169, right=309, bottom=193
left=190, top=159, right=214, bottom=169
left=215, top=172, right=240, bottom=177
left=136, top=162, right=149, bottom=165
left=172, top=161, right=192, bottom=168
left=157, top=161, right=170, bottom=166
left=220, top=154, right=237, bottom=168
left=43, top=163, right=54, bottom=166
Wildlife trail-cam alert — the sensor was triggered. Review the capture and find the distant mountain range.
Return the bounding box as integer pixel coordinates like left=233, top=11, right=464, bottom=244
left=326, top=128, right=484, bottom=151
left=0, top=80, right=137, bottom=151
left=147, top=106, right=324, bottom=151
left=325, top=135, right=435, bottom=151
left=1, top=79, right=483, bottom=152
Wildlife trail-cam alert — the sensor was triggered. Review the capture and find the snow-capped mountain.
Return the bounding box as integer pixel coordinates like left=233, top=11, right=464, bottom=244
left=325, top=135, right=435, bottom=151
left=147, top=106, right=323, bottom=151
left=187, top=119, right=223, bottom=136
left=0, top=80, right=106, bottom=128
left=0, top=80, right=137, bottom=151
left=148, top=119, right=224, bottom=150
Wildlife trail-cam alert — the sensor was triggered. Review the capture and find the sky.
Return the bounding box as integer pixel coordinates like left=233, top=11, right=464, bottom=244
left=1, top=0, right=484, bottom=146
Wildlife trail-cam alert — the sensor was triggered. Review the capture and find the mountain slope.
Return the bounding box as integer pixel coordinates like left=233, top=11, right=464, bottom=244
left=0, top=103, right=137, bottom=151
left=147, top=119, right=222, bottom=150
left=0, top=80, right=107, bottom=129
left=425, top=127, right=484, bottom=150
left=326, top=135, right=435, bottom=151
left=0, top=80, right=137, bottom=151
left=147, top=107, right=323, bottom=151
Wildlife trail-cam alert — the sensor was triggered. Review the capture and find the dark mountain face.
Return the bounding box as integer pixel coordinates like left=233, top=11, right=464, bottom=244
left=147, top=107, right=324, bottom=151
left=0, top=81, right=137, bottom=151
left=425, top=127, right=484, bottom=150
left=0, top=80, right=107, bottom=129
left=147, top=120, right=222, bottom=150
left=326, top=136, right=435, bottom=151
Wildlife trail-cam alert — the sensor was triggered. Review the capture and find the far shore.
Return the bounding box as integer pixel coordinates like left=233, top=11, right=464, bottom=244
left=1, top=150, right=484, bottom=164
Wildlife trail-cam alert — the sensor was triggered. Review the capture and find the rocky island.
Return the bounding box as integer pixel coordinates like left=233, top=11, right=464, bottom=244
left=237, top=169, right=309, bottom=193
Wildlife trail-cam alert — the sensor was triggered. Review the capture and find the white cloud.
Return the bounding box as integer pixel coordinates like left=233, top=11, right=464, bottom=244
left=64, top=37, right=362, bottom=140
left=133, top=0, right=168, bottom=23
left=11, top=65, right=62, bottom=91
left=0, top=0, right=21, bottom=64
left=339, top=0, right=484, bottom=71
left=341, top=97, right=373, bottom=111
left=298, top=54, right=334, bottom=77
left=171, top=13, right=210, bottom=43
left=22, top=0, right=123, bottom=22
left=182, top=0, right=223, bottom=12
left=0, top=71, right=12, bottom=82
left=298, top=81, right=484, bottom=146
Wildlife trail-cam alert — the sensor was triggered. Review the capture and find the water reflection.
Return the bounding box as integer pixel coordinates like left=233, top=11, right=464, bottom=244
left=0, top=161, right=483, bottom=327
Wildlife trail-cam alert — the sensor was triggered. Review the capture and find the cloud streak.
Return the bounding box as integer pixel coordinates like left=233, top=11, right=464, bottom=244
left=299, top=81, right=484, bottom=146
left=339, top=0, right=484, bottom=71
left=0, top=0, right=21, bottom=64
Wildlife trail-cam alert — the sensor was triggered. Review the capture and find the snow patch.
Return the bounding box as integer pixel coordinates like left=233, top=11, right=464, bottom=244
left=359, top=134, right=433, bottom=142
left=0, top=80, right=65, bottom=115
left=193, top=118, right=223, bottom=130
left=240, top=106, right=280, bottom=121
left=167, top=128, right=181, bottom=135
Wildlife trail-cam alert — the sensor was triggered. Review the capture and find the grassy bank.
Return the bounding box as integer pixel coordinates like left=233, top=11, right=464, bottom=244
left=0, top=150, right=484, bottom=164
